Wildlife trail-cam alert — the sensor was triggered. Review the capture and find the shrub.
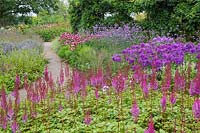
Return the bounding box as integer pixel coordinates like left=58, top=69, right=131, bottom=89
left=33, top=23, right=71, bottom=42
left=0, top=31, right=46, bottom=92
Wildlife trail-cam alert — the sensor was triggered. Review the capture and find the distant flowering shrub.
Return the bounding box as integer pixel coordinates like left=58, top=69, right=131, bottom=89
left=113, top=36, right=200, bottom=69
left=59, top=33, right=100, bottom=50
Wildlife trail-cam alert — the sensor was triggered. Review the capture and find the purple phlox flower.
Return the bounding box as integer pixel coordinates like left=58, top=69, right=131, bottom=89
left=11, top=120, right=19, bottom=133
left=112, top=54, right=121, bottom=62
left=84, top=110, right=92, bottom=125
left=1, top=86, right=7, bottom=110
left=130, top=101, right=140, bottom=121
left=144, top=115, right=156, bottom=133
left=160, top=93, right=167, bottom=112
left=192, top=98, right=200, bottom=119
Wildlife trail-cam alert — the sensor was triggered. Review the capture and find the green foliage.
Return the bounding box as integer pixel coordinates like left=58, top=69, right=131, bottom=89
left=0, top=31, right=46, bottom=92
left=0, top=0, right=60, bottom=26
left=33, top=23, right=71, bottom=42
left=68, top=0, right=134, bottom=32
left=133, top=0, right=200, bottom=39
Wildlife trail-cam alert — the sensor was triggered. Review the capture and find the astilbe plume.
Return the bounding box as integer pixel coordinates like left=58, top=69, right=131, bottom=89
left=174, top=69, right=185, bottom=90
left=160, top=93, right=167, bottom=112
left=0, top=86, right=7, bottom=111
left=192, top=98, right=200, bottom=120
left=0, top=110, right=7, bottom=130
left=140, top=74, right=149, bottom=98
left=84, top=110, right=92, bottom=125
left=72, top=70, right=81, bottom=95
left=161, top=64, right=171, bottom=92
left=59, top=65, right=64, bottom=85
left=90, top=68, right=104, bottom=99
left=7, top=98, right=14, bottom=120
left=169, top=90, right=176, bottom=105
left=44, top=66, right=49, bottom=82
left=144, top=115, right=156, bottom=133
left=12, top=74, right=20, bottom=105
left=111, top=72, right=126, bottom=94
left=150, top=66, right=158, bottom=90
left=189, top=76, right=200, bottom=96
left=130, top=101, right=140, bottom=122
left=11, top=120, right=18, bottom=133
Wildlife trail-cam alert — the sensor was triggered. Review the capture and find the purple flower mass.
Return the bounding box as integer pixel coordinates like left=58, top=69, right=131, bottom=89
left=113, top=36, right=200, bottom=69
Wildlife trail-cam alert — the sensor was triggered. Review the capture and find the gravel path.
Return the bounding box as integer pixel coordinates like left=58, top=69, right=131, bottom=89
left=7, top=42, right=62, bottom=101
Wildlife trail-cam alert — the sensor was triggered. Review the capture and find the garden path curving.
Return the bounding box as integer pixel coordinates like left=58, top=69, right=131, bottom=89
left=7, top=42, right=63, bottom=101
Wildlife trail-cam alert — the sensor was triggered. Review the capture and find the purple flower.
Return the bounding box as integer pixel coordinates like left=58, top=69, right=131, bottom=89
left=84, top=110, right=92, bottom=125
left=192, top=99, right=200, bottom=119
left=160, top=94, right=167, bottom=112
left=189, top=78, right=200, bottom=96
left=7, top=98, right=14, bottom=120
left=130, top=101, right=140, bottom=121
left=140, top=74, right=149, bottom=98
left=22, top=113, right=28, bottom=123
left=1, top=86, right=7, bottom=110
left=144, top=115, right=156, bottom=133
left=111, top=73, right=126, bottom=94
left=11, top=120, right=19, bottom=133
left=112, top=54, right=121, bottom=62
left=170, top=91, right=176, bottom=105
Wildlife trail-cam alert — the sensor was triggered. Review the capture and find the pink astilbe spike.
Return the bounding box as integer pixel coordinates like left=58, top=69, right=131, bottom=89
left=1, top=86, right=7, bottom=111
left=111, top=72, right=126, bottom=94
left=160, top=93, right=167, bottom=112
left=189, top=75, right=200, bottom=96
left=11, top=120, right=19, bottom=133
left=130, top=101, right=140, bottom=122
left=1, top=110, right=7, bottom=130
left=44, top=66, right=49, bottom=82
left=72, top=70, right=81, bottom=95
left=7, top=98, right=14, bottom=120
left=161, top=64, right=171, bottom=92
left=150, top=67, right=158, bottom=90
left=169, top=90, right=176, bottom=105
left=140, top=74, right=149, bottom=98
left=192, top=98, right=200, bottom=120
left=144, top=115, right=156, bottom=133
left=90, top=68, right=104, bottom=89
left=59, top=65, right=64, bottom=85
left=174, top=69, right=185, bottom=90
left=84, top=110, right=92, bottom=125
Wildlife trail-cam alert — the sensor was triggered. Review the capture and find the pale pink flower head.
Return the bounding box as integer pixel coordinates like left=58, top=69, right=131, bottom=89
left=160, top=93, right=167, bottom=112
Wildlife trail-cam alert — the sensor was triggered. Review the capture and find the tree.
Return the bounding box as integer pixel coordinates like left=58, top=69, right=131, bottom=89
left=0, top=0, right=60, bottom=26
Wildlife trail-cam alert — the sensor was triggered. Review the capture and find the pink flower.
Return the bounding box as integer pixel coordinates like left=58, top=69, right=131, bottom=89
left=111, top=72, right=126, bottom=94
left=22, top=113, right=28, bottom=123
left=0, top=86, right=7, bottom=111
left=7, top=98, right=14, bottom=120
left=192, top=98, right=200, bottom=119
left=144, top=115, right=156, bottom=133
left=44, top=66, right=49, bottom=82
left=174, top=69, right=185, bottom=90
left=84, top=110, right=92, bottom=125
left=11, top=120, right=19, bottom=133
left=130, top=101, right=140, bottom=121
left=59, top=65, right=64, bottom=85
left=160, top=94, right=167, bottom=112
left=140, top=74, right=149, bottom=98
left=169, top=91, right=176, bottom=105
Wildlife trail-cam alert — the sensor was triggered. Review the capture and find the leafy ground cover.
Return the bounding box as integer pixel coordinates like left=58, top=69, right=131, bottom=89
left=0, top=31, right=46, bottom=92
left=0, top=61, right=199, bottom=132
